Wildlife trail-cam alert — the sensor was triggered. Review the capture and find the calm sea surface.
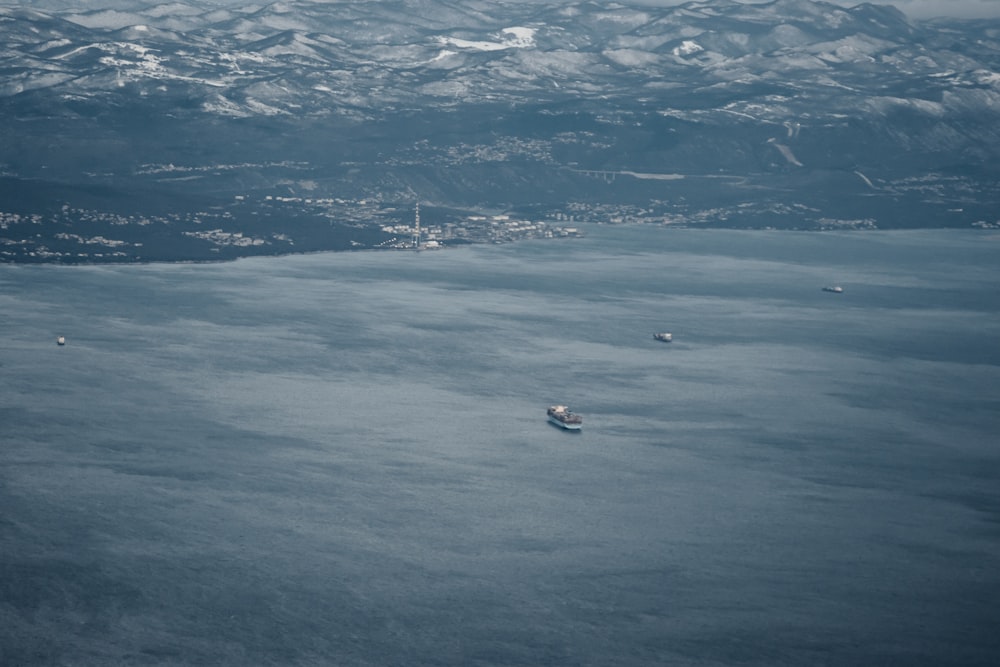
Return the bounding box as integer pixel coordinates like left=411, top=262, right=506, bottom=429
left=2, top=227, right=999, bottom=666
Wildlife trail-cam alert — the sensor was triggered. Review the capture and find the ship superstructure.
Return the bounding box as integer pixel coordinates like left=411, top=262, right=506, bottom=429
left=547, top=405, right=583, bottom=431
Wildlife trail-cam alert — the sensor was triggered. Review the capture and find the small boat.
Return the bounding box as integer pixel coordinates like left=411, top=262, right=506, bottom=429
left=653, top=332, right=672, bottom=342
left=547, top=405, right=583, bottom=431
left=822, top=286, right=844, bottom=294
left=56, top=335, right=66, bottom=346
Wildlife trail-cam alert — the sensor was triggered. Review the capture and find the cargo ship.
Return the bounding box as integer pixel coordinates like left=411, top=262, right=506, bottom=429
left=547, top=405, right=583, bottom=431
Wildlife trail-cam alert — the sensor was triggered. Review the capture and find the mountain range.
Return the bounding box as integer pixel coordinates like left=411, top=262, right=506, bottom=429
left=2, top=0, right=999, bottom=261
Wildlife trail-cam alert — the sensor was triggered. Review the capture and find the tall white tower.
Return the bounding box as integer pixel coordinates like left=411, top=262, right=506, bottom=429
left=412, top=202, right=421, bottom=249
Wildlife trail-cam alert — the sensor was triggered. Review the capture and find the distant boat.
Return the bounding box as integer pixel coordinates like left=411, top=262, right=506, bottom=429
left=653, top=332, right=673, bottom=342
left=56, top=335, right=65, bottom=346
left=822, top=285, right=844, bottom=294
left=547, top=405, right=583, bottom=431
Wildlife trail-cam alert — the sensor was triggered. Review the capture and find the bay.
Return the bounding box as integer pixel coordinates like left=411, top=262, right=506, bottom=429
left=2, top=227, right=999, bottom=665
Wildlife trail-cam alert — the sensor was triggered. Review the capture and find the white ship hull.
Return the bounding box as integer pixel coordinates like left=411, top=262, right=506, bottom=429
left=548, top=414, right=583, bottom=431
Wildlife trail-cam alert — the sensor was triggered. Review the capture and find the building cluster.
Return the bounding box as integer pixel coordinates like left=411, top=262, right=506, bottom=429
left=380, top=213, right=581, bottom=249
left=181, top=229, right=268, bottom=248
left=0, top=212, right=42, bottom=229
left=0, top=192, right=589, bottom=262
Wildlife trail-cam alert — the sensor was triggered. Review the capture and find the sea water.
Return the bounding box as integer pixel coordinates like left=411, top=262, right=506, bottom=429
left=2, top=227, right=999, bottom=665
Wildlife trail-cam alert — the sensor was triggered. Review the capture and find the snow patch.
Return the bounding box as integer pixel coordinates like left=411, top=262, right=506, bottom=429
left=672, top=40, right=703, bottom=57
left=202, top=95, right=251, bottom=118
left=868, top=96, right=945, bottom=116
left=429, top=49, right=459, bottom=63
left=501, top=27, right=536, bottom=47
left=591, top=10, right=651, bottom=28
left=142, top=2, right=206, bottom=19
left=603, top=49, right=659, bottom=68
left=854, top=170, right=876, bottom=189
left=437, top=27, right=536, bottom=52
left=0, top=71, right=75, bottom=95
left=419, top=79, right=472, bottom=98
left=64, top=10, right=148, bottom=30
left=767, top=138, right=803, bottom=167
left=36, top=39, right=73, bottom=51
left=972, top=69, right=1000, bottom=86
left=244, top=97, right=290, bottom=116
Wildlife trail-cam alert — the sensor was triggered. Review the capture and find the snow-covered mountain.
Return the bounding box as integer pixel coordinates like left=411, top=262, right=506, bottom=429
left=5, top=0, right=997, bottom=121
left=2, top=0, right=999, bottom=260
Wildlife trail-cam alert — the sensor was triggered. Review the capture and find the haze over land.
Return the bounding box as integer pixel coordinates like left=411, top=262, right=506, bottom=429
left=2, top=0, right=999, bottom=261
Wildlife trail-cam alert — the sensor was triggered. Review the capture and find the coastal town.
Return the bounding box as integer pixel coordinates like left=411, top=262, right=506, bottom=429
left=0, top=194, right=584, bottom=263
left=3, top=165, right=978, bottom=263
